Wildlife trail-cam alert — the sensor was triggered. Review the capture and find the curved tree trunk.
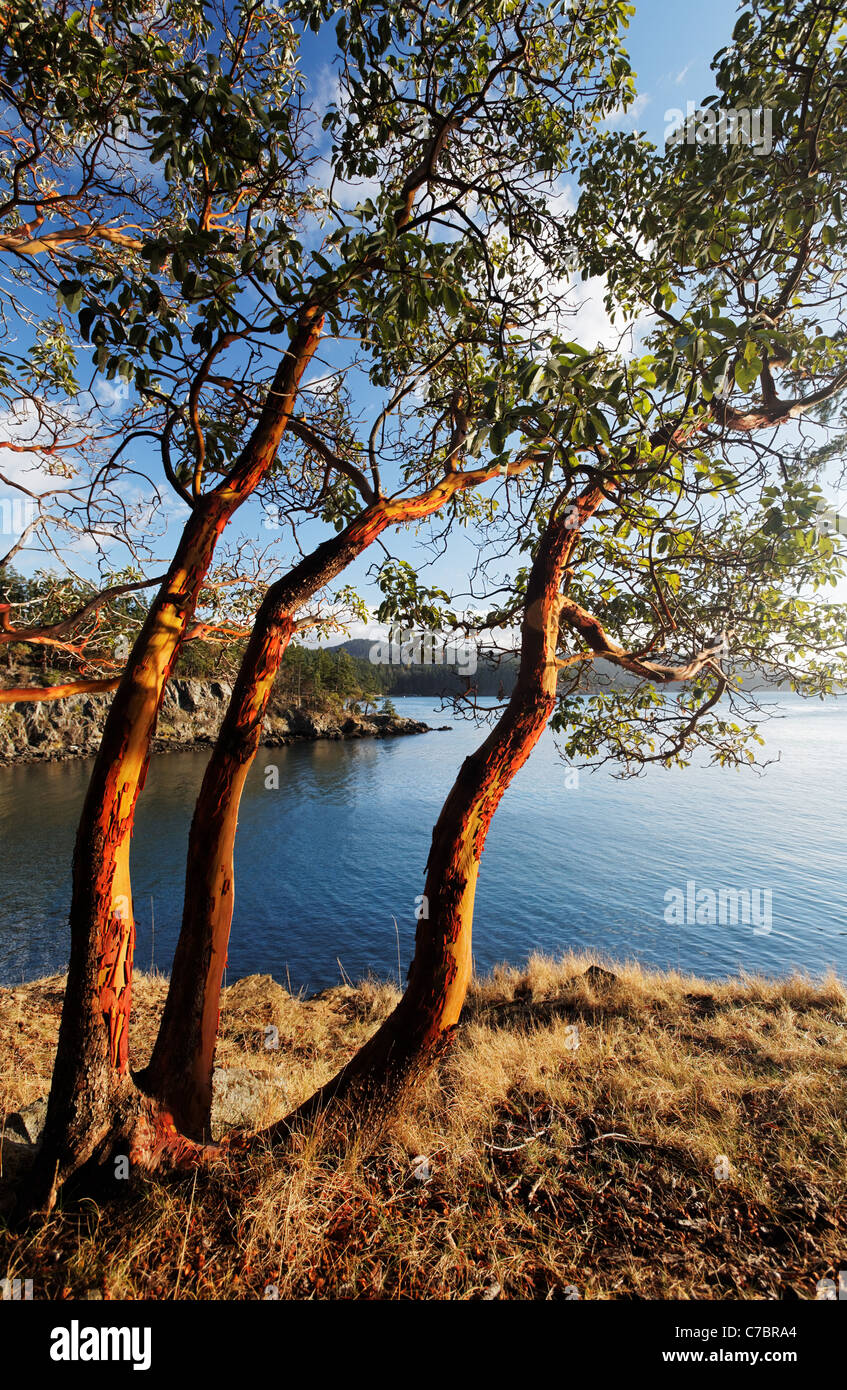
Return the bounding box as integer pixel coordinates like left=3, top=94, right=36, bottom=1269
left=140, top=511, right=390, bottom=1137
left=141, top=468, right=510, bottom=1138
left=26, top=311, right=323, bottom=1209
left=21, top=119, right=487, bottom=1206
left=269, top=485, right=605, bottom=1133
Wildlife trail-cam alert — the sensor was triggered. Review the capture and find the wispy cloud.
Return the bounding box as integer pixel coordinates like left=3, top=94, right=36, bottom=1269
left=603, top=92, right=651, bottom=129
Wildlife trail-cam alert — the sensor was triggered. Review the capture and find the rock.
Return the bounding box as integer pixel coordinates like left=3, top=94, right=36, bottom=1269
left=582, top=964, right=618, bottom=987
left=263, top=704, right=428, bottom=745
left=174, top=682, right=200, bottom=712
left=0, top=1137, right=36, bottom=1183
left=211, top=1066, right=284, bottom=1138
left=5, top=1096, right=48, bottom=1144
left=0, top=680, right=430, bottom=764
left=156, top=679, right=231, bottom=744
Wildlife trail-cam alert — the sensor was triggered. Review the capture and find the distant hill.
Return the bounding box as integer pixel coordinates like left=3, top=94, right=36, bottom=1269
left=333, top=638, right=518, bottom=697
left=330, top=639, right=802, bottom=697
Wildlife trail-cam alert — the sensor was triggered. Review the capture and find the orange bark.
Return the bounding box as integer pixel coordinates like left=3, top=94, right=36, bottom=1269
left=25, top=114, right=491, bottom=1201
left=275, top=486, right=606, bottom=1126
left=143, top=460, right=538, bottom=1136
left=28, top=310, right=324, bottom=1201
left=141, top=601, right=297, bottom=1137
left=0, top=678, right=121, bottom=703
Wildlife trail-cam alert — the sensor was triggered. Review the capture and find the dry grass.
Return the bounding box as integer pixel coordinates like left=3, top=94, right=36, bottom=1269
left=1, top=953, right=845, bottom=1300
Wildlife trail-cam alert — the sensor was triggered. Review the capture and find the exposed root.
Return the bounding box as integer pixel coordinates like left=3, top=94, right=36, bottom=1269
left=9, top=1083, right=224, bottom=1227
left=248, top=1027, right=458, bottom=1154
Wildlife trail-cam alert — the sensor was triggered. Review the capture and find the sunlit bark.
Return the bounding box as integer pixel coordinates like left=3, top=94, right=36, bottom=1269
left=143, top=460, right=538, bottom=1137
left=0, top=678, right=121, bottom=703
left=26, top=310, right=324, bottom=1207
left=268, top=485, right=606, bottom=1130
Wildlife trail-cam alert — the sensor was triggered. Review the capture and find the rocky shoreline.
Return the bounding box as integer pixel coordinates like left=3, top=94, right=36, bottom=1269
left=0, top=678, right=437, bottom=765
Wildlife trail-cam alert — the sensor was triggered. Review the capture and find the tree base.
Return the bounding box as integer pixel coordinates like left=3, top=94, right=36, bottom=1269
left=11, top=1081, right=223, bottom=1226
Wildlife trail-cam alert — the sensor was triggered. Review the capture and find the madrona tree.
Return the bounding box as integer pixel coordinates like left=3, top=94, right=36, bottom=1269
left=6, top=0, right=636, bottom=1206
left=276, top=0, right=847, bottom=1116
left=13, top=0, right=845, bottom=1213
left=0, top=0, right=196, bottom=684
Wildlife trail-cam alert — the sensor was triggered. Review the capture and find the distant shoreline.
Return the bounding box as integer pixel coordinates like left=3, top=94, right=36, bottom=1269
left=0, top=678, right=442, bottom=767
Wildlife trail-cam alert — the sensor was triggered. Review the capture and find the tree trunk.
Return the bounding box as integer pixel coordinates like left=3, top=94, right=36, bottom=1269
left=140, top=506, right=397, bottom=1136
left=273, top=486, right=605, bottom=1131
left=140, top=463, right=520, bottom=1138
left=27, top=311, right=323, bottom=1208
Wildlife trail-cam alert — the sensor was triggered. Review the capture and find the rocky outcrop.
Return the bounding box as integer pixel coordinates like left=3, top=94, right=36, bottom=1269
left=6, top=1070, right=276, bottom=1146
left=262, top=705, right=431, bottom=746
left=0, top=679, right=431, bottom=764
left=4, top=1095, right=47, bottom=1145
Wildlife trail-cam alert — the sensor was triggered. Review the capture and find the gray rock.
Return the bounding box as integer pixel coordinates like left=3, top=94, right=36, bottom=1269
left=5, top=1096, right=48, bottom=1144
left=0, top=679, right=430, bottom=764
left=211, top=1066, right=284, bottom=1139
left=0, top=1136, right=36, bottom=1182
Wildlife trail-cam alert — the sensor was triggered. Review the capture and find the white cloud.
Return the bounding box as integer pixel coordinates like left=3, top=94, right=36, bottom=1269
left=562, top=275, right=638, bottom=352
left=300, top=371, right=338, bottom=396
left=603, top=92, right=651, bottom=129
left=312, top=63, right=341, bottom=120
left=494, top=183, right=650, bottom=354
left=308, top=63, right=386, bottom=210
left=94, top=378, right=131, bottom=415
left=0, top=401, right=75, bottom=496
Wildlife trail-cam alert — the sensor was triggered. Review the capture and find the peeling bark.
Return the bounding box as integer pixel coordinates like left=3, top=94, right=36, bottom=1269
left=141, top=504, right=443, bottom=1135
left=267, top=486, right=606, bottom=1132
left=142, top=460, right=539, bottom=1138
left=25, top=311, right=324, bottom=1209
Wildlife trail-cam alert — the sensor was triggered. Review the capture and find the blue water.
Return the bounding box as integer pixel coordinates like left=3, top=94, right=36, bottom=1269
left=0, top=694, right=844, bottom=989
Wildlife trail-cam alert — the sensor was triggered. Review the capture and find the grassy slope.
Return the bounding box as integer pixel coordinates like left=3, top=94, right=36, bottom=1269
left=1, top=954, right=845, bottom=1300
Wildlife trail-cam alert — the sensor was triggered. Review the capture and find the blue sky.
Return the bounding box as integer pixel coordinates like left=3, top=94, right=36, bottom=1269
left=7, top=0, right=845, bottom=638
left=621, top=0, right=741, bottom=139
left=292, top=0, right=759, bottom=636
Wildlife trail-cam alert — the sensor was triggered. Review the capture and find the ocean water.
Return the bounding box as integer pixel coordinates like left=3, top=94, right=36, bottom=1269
left=0, top=693, right=844, bottom=989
